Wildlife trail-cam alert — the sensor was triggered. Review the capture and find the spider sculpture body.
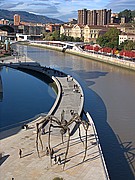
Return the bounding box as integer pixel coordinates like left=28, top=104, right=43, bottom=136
left=36, top=112, right=90, bottom=170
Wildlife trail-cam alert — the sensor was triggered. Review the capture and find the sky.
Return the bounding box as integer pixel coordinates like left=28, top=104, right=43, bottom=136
left=0, top=0, right=135, bottom=22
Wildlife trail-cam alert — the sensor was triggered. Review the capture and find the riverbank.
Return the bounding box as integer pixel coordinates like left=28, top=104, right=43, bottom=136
left=29, top=42, right=135, bottom=71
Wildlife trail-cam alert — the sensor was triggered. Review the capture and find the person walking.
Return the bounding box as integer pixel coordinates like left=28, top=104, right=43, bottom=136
left=19, top=149, right=22, bottom=158
left=58, top=156, right=61, bottom=165
left=54, top=155, right=57, bottom=164
left=45, top=147, right=49, bottom=156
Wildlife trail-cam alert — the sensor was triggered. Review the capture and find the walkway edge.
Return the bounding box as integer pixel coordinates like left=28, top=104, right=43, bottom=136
left=48, top=76, right=62, bottom=116
left=86, top=112, right=110, bottom=180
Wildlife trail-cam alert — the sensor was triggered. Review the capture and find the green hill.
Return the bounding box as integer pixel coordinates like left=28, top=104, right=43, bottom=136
left=0, top=9, right=64, bottom=24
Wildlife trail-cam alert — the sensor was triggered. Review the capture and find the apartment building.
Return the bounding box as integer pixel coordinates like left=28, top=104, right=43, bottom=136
left=119, top=24, right=135, bottom=35
left=0, top=29, right=7, bottom=41
left=119, top=32, right=135, bottom=45
left=46, top=24, right=61, bottom=32
left=72, top=24, right=84, bottom=38
left=83, top=25, right=107, bottom=43
left=14, top=14, right=20, bottom=26
left=60, top=24, right=108, bottom=43
left=78, top=9, right=111, bottom=26
left=78, top=9, right=87, bottom=25
left=60, top=25, right=73, bottom=36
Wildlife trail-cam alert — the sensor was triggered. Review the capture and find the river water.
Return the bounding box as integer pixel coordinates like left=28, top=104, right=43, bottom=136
left=0, top=66, right=56, bottom=131
left=2, top=44, right=135, bottom=179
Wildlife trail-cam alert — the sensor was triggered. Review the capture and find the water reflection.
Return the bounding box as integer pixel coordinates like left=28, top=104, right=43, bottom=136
left=0, top=67, right=56, bottom=133
left=0, top=74, right=3, bottom=102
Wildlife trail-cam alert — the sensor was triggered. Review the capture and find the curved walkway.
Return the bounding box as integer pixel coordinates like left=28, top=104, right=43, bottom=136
left=6, top=62, right=84, bottom=133
left=0, top=58, right=109, bottom=180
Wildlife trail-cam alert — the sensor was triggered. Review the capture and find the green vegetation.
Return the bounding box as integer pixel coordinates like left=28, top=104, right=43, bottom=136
left=96, top=27, right=135, bottom=51
left=0, top=9, right=63, bottom=24
left=118, top=40, right=135, bottom=51
left=43, top=31, right=83, bottom=42
left=118, top=9, right=135, bottom=22
left=96, top=28, right=120, bottom=49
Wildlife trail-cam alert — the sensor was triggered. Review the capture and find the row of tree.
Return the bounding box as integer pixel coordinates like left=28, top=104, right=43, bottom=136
left=84, top=45, right=135, bottom=58
left=43, top=31, right=83, bottom=42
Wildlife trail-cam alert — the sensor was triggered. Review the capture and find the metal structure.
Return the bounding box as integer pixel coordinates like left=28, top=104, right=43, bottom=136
left=36, top=111, right=90, bottom=170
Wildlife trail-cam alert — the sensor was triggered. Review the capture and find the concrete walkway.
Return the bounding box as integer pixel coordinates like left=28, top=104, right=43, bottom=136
left=0, top=57, right=109, bottom=180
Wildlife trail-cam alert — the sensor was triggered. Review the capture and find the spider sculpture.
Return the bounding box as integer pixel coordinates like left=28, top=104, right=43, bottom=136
left=36, top=111, right=90, bottom=170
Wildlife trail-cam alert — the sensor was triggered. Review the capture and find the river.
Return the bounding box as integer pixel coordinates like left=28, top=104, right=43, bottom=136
left=0, top=65, right=56, bottom=132
left=7, top=45, right=135, bottom=179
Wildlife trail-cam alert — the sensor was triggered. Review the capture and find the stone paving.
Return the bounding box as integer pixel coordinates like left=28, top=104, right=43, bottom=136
left=0, top=120, right=107, bottom=180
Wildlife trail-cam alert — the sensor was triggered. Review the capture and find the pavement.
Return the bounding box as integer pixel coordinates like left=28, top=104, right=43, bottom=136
left=0, top=120, right=107, bottom=180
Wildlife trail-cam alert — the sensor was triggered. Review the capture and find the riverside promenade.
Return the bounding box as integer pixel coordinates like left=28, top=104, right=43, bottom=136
left=0, top=56, right=109, bottom=179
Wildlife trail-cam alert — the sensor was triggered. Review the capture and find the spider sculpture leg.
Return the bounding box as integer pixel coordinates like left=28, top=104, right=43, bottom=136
left=63, top=127, right=70, bottom=170
left=83, top=128, right=88, bottom=162
left=60, top=130, right=64, bottom=144
left=48, top=123, right=63, bottom=166
left=36, top=117, right=49, bottom=157
left=39, top=132, right=44, bottom=150
left=62, top=133, right=64, bottom=144
left=48, top=123, right=52, bottom=166
left=78, top=124, right=84, bottom=144
left=60, top=128, right=66, bottom=144
left=36, top=123, right=40, bottom=157
left=82, top=121, right=89, bottom=162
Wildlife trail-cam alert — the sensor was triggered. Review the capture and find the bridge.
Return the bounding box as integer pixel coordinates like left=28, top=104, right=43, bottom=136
left=0, top=56, right=109, bottom=179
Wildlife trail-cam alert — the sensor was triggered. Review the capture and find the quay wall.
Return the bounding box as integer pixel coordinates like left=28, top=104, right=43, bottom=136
left=66, top=49, right=135, bottom=71
left=30, top=42, right=63, bottom=52
left=30, top=42, right=135, bottom=71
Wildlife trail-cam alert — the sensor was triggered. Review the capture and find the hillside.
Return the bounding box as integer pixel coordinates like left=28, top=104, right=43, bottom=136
left=0, top=9, right=64, bottom=24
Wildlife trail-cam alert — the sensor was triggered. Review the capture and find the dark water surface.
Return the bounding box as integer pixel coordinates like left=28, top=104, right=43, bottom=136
left=0, top=66, right=56, bottom=131
left=2, top=44, right=135, bottom=179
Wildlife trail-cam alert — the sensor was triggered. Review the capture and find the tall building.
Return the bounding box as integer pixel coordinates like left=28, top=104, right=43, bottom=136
left=14, top=14, right=20, bottom=26
left=78, top=9, right=111, bottom=26
left=78, top=9, right=87, bottom=25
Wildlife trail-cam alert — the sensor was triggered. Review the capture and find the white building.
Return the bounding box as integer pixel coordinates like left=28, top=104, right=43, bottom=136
left=119, top=33, right=135, bottom=45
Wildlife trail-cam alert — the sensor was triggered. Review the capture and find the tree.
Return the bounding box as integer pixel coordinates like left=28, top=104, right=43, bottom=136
left=52, top=30, right=60, bottom=41
left=60, top=34, right=67, bottom=41
left=118, top=9, right=133, bottom=22
left=43, top=32, right=53, bottom=40
left=119, top=40, right=135, bottom=51
left=96, top=28, right=120, bottom=49
left=75, top=37, right=82, bottom=42
left=66, top=36, right=74, bottom=41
